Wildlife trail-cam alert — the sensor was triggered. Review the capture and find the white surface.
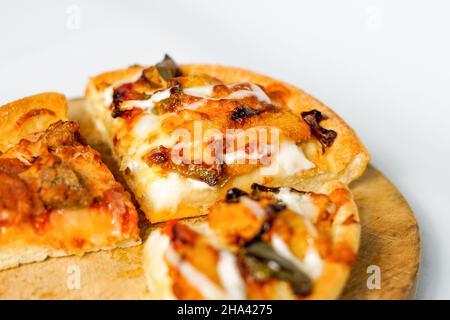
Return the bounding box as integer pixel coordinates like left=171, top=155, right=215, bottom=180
left=1, top=0, right=449, bottom=299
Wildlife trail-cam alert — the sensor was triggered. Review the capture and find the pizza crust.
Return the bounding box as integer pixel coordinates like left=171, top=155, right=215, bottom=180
left=0, top=240, right=140, bottom=271
left=0, top=93, right=68, bottom=152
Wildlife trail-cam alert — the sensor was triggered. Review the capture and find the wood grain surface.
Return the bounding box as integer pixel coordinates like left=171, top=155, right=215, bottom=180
left=0, top=99, right=420, bottom=300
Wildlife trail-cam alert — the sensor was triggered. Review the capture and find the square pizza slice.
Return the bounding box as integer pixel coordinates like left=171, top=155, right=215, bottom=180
left=0, top=93, right=140, bottom=270
left=85, top=55, right=369, bottom=222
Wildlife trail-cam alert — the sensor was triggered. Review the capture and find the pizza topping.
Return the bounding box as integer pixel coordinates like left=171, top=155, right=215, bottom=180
left=146, top=145, right=171, bottom=164
left=42, top=121, right=82, bottom=148
left=0, top=172, right=36, bottom=225
left=240, top=196, right=267, bottom=220
left=145, top=173, right=213, bottom=212
left=229, top=105, right=262, bottom=123
left=275, top=188, right=319, bottom=221
left=102, top=187, right=128, bottom=236
left=216, top=250, right=247, bottom=299
left=251, top=183, right=284, bottom=194
left=27, top=158, right=93, bottom=209
left=144, top=145, right=227, bottom=187
left=0, top=158, right=29, bottom=175
left=166, top=220, right=198, bottom=247
left=208, top=186, right=333, bottom=295
left=242, top=240, right=312, bottom=296
left=156, top=54, right=182, bottom=81
left=301, top=110, right=337, bottom=151
left=164, top=222, right=246, bottom=299
left=259, top=141, right=315, bottom=176
left=270, top=234, right=322, bottom=280
left=112, top=83, right=149, bottom=118
left=156, top=181, right=355, bottom=299
left=225, top=188, right=249, bottom=203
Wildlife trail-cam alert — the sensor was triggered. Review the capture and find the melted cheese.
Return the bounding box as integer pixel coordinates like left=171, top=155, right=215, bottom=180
left=275, top=188, right=320, bottom=222
left=240, top=196, right=267, bottom=220
left=103, top=87, right=114, bottom=108
left=260, top=141, right=315, bottom=176
left=122, top=88, right=172, bottom=112
left=183, top=100, right=206, bottom=110
left=183, top=85, right=214, bottom=98
left=182, top=83, right=271, bottom=105
left=102, top=71, right=143, bottom=108
left=145, top=173, right=212, bottom=212
left=271, top=234, right=323, bottom=279
left=249, top=83, right=271, bottom=103
left=132, top=114, right=162, bottom=139
left=160, top=237, right=246, bottom=299
left=166, top=244, right=226, bottom=299
left=223, top=143, right=272, bottom=165
left=144, top=231, right=175, bottom=299
left=217, top=250, right=246, bottom=299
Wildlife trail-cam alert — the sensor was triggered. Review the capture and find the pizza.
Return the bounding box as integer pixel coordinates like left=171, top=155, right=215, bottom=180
left=0, top=93, right=140, bottom=270
left=85, top=55, right=370, bottom=223
left=143, top=181, right=359, bottom=299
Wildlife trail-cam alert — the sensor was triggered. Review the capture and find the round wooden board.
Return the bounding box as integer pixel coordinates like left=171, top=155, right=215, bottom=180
left=0, top=99, right=420, bottom=300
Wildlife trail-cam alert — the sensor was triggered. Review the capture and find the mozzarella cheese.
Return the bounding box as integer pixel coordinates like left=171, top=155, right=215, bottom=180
left=145, top=173, right=212, bottom=212
left=166, top=244, right=225, bottom=299
left=275, top=188, right=320, bottom=222
left=271, top=234, right=323, bottom=279
left=144, top=231, right=175, bottom=299
left=260, top=141, right=315, bottom=176
left=217, top=250, right=247, bottom=299
left=240, top=196, right=267, bottom=220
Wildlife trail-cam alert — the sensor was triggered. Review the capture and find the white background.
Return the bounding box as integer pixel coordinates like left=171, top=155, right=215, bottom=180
left=1, top=0, right=449, bottom=299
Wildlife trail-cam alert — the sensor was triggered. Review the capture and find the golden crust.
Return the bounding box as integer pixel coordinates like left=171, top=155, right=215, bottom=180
left=143, top=181, right=359, bottom=300
left=0, top=93, right=68, bottom=152
left=87, top=65, right=144, bottom=92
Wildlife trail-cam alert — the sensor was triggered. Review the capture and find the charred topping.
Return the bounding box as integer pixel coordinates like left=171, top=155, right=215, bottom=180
left=251, top=183, right=308, bottom=197
left=240, top=207, right=313, bottom=296
left=230, top=105, right=262, bottom=123
left=246, top=204, right=285, bottom=246
left=251, top=183, right=282, bottom=194
left=146, top=145, right=171, bottom=164
left=111, top=55, right=181, bottom=117
left=301, top=109, right=337, bottom=152
left=152, top=81, right=184, bottom=115
left=166, top=221, right=197, bottom=247
left=111, top=83, right=148, bottom=118
left=242, top=241, right=312, bottom=296
left=156, top=54, right=182, bottom=81
left=225, top=188, right=249, bottom=203
left=180, top=162, right=226, bottom=187
left=266, top=203, right=287, bottom=215
left=144, top=145, right=227, bottom=187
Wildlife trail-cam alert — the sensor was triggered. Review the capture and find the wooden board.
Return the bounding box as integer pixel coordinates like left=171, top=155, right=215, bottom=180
left=0, top=99, right=420, bottom=300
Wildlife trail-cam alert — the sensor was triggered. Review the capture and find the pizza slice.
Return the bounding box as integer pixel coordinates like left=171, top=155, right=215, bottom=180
left=0, top=94, right=140, bottom=270
left=143, top=181, right=359, bottom=299
left=85, top=55, right=369, bottom=222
